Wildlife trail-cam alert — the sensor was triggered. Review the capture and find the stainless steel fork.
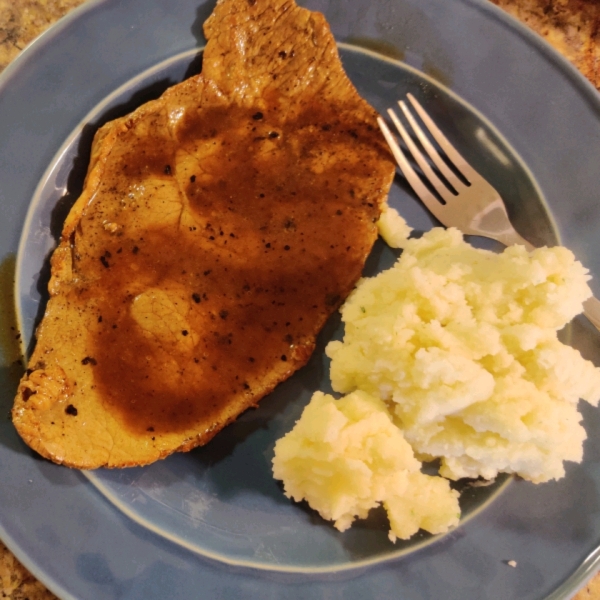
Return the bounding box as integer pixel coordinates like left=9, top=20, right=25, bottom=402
left=377, top=93, right=600, bottom=332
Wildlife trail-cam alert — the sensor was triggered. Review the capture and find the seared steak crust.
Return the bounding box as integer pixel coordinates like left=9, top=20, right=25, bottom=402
left=12, top=0, right=394, bottom=468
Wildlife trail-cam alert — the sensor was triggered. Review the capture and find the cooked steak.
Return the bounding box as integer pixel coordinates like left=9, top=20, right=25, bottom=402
left=12, top=0, right=395, bottom=468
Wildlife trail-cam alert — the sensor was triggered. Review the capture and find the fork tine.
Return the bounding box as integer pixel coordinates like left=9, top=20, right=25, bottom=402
left=386, top=108, right=456, bottom=203
left=377, top=116, right=446, bottom=211
left=398, top=100, right=465, bottom=192
left=406, top=93, right=480, bottom=183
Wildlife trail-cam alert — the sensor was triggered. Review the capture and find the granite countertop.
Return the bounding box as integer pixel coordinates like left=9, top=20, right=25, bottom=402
left=0, top=0, right=599, bottom=598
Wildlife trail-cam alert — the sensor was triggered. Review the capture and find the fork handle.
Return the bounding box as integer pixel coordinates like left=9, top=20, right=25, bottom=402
left=498, top=229, right=600, bottom=332
left=496, top=229, right=536, bottom=252
left=583, top=297, right=600, bottom=331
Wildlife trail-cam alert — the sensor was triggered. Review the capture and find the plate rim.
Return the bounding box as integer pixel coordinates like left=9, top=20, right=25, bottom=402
left=1, top=0, right=600, bottom=598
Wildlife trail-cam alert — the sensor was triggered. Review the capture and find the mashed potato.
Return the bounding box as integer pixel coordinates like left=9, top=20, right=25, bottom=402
left=327, top=222, right=600, bottom=483
left=272, top=390, right=460, bottom=541
left=377, top=204, right=413, bottom=248
left=273, top=208, right=600, bottom=540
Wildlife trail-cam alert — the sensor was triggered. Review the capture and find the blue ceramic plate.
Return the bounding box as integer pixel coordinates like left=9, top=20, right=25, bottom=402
left=1, top=0, right=600, bottom=598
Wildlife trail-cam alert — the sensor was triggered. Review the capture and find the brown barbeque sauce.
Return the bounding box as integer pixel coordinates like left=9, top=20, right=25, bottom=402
left=72, top=100, right=388, bottom=436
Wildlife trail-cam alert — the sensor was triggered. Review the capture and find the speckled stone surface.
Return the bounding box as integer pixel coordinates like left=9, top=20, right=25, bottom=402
left=0, top=0, right=599, bottom=598
left=0, top=540, right=55, bottom=599
left=490, top=0, right=600, bottom=89
left=0, top=0, right=87, bottom=73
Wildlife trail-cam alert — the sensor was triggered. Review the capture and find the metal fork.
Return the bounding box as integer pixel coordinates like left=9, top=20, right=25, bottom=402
left=377, top=93, right=600, bottom=332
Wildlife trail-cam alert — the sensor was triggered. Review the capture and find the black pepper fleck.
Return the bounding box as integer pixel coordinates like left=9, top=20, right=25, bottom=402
left=22, top=388, right=36, bottom=402
left=325, top=293, right=340, bottom=306
left=65, top=404, right=78, bottom=416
